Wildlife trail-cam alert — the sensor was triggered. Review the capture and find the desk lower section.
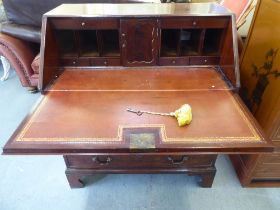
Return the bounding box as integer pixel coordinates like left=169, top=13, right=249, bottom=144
left=64, top=154, right=217, bottom=188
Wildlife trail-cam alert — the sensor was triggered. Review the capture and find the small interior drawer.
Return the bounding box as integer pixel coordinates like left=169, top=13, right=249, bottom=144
left=91, top=58, right=121, bottom=66
left=61, top=58, right=121, bottom=66
left=193, top=17, right=229, bottom=28
left=274, top=142, right=280, bottom=152
left=253, top=163, right=280, bottom=178
left=160, top=17, right=228, bottom=29
left=261, top=153, right=280, bottom=164
left=51, top=18, right=119, bottom=29
left=64, top=154, right=216, bottom=169
left=189, top=56, right=220, bottom=65
left=161, top=18, right=193, bottom=28
left=61, top=58, right=90, bottom=66
left=158, top=57, right=189, bottom=66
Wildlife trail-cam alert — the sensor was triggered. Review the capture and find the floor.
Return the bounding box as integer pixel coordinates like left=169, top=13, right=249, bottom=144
left=0, top=68, right=280, bottom=210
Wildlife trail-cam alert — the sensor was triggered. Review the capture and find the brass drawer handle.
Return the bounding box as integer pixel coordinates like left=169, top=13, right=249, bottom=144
left=167, top=156, right=189, bottom=165
left=92, top=156, right=112, bottom=165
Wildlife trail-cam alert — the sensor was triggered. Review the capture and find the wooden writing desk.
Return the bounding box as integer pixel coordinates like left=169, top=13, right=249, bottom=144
left=3, top=3, right=273, bottom=188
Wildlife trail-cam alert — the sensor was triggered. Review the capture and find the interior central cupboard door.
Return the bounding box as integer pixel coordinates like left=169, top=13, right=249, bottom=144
left=120, top=19, right=158, bottom=66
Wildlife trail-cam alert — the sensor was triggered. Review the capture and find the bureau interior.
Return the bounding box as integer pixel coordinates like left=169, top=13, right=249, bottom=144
left=55, top=27, right=225, bottom=59
left=41, top=16, right=236, bottom=90
left=50, top=17, right=230, bottom=66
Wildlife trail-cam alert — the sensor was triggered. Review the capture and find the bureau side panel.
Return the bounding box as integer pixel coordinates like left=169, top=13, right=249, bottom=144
left=39, top=16, right=59, bottom=91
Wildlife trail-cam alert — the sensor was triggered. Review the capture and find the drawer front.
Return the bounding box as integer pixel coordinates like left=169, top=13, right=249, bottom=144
left=161, top=17, right=228, bottom=29
left=274, top=142, right=280, bottom=152
left=161, top=18, right=193, bottom=28
left=51, top=18, right=119, bottom=29
left=189, top=56, right=220, bottom=65
left=65, top=154, right=217, bottom=169
left=261, top=153, right=280, bottom=164
left=61, top=58, right=121, bottom=66
left=61, top=58, right=90, bottom=66
left=253, top=163, right=280, bottom=179
left=159, top=57, right=189, bottom=66
left=194, top=17, right=229, bottom=28
left=252, top=153, right=280, bottom=178
left=91, top=58, right=121, bottom=66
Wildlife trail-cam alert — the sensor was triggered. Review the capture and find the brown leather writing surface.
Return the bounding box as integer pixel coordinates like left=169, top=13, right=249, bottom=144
left=20, top=90, right=258, bottom=142
left=3, top=67, right=273, bottom=154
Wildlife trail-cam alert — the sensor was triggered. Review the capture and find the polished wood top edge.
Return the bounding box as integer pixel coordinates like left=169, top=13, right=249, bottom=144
left=45, top=3, right=233, bottom=17
left=2, top=144, right=274, bottom=155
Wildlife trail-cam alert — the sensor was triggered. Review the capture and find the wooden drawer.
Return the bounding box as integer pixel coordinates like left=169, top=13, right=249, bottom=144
left=61, top=58, right=90, bottom=66
left=161, top=18, right=193, bottom=28
left=61, top=58, right=121, bottom=66
left=252, top=153, right=280, bottom=179
left=65, top=154, right=216, bottom=169
left=189, top=56, right=220, bottom=65
left=253, top=163, right=280, bottom=179
left=161, top=17, right=228, bottom=29
left=51, top=18, right=119, bottom=29
left=260, top=153, right=280, bottom=164
left=272, top=137, right=280, bottom=149
left=91, top=58, right=121, bottom=66
left=159, top=57, right=189, bottom=66
left=274, top=142, right=280, bottom=152
left=194, top=17, right=229, bottom=28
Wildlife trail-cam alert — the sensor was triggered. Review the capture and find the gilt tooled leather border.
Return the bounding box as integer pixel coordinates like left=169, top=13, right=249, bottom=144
left=16, top=93, right=262, bottom=143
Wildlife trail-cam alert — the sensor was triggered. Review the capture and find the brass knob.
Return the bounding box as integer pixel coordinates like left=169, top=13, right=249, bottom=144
left=204, top=59, right=208, bottom=63
left=81, top=22, right=86, bottom=26
left=193, top=21, right=197, bottom=26
left=172, top=60, right=176, bottom=64
left=122, top=44, right=126, bottom=48
left=104, top=61, right=108, bottom=65
left=72, top=61, right=76, bottom=65
left=122, top=33, right=125, bottom=37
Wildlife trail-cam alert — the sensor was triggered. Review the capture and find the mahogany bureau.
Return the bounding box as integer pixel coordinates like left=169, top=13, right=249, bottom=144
left=2, top=3, right=274, bottom=188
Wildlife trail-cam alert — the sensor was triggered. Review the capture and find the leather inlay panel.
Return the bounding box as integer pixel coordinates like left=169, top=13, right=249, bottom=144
left=16, top=90, right=261, bottom=143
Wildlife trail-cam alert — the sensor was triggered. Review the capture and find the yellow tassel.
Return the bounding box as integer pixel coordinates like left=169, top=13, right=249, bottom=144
left=171, top=104, right=192, bottom=127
